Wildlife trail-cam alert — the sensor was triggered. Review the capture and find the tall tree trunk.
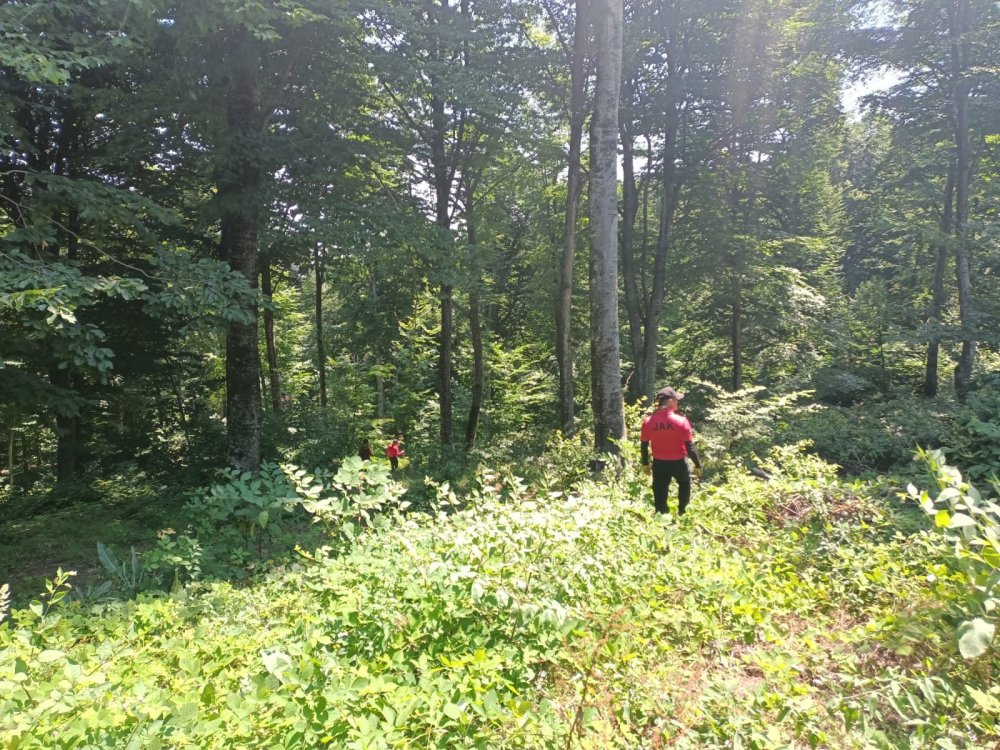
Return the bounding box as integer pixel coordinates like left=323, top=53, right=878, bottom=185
left=589, top=0, right=625, bottom=455
left=465, top=194, right=484, bottom=450
left=924, top=167, right=955, bottom=398
left=466, top=291, right=484, bottom=450
left=949, top=0, right=975, bottom=399
left=261, top=260, right=282, bottom=414
left=731, top=269, right=743, bottom=392
left=51, top=367, right=79, bottom=484
left=639, top=99, right=681, bottom=401
left=431, top=87, right=454, bottom=448
left=6, top=405, right=16, bottom=488
left=314, top=243, right=327, bottom=409
left=370, top=269, right=385, bottom=419
left=620, top=101, right=644, bottom=404
left=219, top=31, right=263, bottom=472
left=556, top=0, right=590, bottom=435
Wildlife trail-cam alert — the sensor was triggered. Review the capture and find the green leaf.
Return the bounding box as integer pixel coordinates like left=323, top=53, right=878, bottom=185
left=37, top=649, right=66, bottom=663
left=934, top=510, right=950, bottom=528
left=443, top=702, right=463, bottom=720
left=966, top=686, right=1000, bottom=712
left=262, top=650, right=292, bottom=678
left=258, top=510, right=269, bottom=529
left=957, top=618, right=995, bottom=659
left=948, top=513, right=976, bottom=529
left=97, top=541, right=119, bottom=573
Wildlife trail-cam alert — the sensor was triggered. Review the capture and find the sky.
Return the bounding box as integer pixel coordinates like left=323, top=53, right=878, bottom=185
left=841, top=67, right=906, bottom=119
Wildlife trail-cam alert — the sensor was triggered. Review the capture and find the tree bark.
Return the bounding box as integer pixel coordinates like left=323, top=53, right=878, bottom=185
left=924, top=166, right=954, bottom=398
left=430, top=84, right=455, bottom=448
left=261, top=260, right=282, bottom=413
left=589, top=0, right=625, bottom=455
left=6, top=405, right=16, bottom=488
left=219, top=30, right=263, bottom=472
left=465, top=193, right=485, bottom=451
left=556, top=0, right=590, bottom=435
left=620, top=100, right=644, bottom=404
left=640, top=99, right=681, bottom=401
left=949, top=0, right=976, bottom=399
left=370, top=269, right=385, bottom=419
left=466, top=290, right=484, bottom=450
left=314, top=243, right=327, bottom=409
left=731, top=269, right=743, bottom=392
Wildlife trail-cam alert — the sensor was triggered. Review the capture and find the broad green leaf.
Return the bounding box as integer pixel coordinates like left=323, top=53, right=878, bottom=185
left=948, top=513, right=976, bottom=529
left=957, top=618, right=996, bottom=659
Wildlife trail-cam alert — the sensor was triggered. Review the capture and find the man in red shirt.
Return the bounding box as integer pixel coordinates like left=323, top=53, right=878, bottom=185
left=640, top=387, right=704, bottom=515
left=385, top=437, right=404, bottom=471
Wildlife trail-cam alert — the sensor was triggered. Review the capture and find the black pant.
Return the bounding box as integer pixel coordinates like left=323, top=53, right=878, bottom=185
left=390, top=456, right=399, bottom=471
left=652, top=458, right=691, bottom=515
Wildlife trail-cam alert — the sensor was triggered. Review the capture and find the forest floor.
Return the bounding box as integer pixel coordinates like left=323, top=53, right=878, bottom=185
left=1, top=453, right=996, bottom=749
left=0, top=482, right=184, bottom=600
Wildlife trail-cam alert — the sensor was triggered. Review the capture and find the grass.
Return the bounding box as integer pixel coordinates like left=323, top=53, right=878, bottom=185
left=0, top=450, right=996, bottom=749
left=0, top=478, right=185, bottom=603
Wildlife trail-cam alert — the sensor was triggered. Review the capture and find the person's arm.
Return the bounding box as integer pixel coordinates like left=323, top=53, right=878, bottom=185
left=686, top=440, right=703, bottom=478
left=641, top=440, right=650, bottom=466
left=685, top=441, right=701, bottom=469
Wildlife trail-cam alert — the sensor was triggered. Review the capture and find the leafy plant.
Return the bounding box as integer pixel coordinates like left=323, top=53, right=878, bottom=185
left=141, top=528, right=204, bottom=589
left=96, top=541, right=147, bottom=595
left=293, top=456, right=408, bottom=540
left=907, top=447, right=1000, bottom=659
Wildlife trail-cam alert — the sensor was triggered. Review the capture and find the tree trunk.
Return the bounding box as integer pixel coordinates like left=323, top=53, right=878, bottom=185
left=49, top=364, right=80, bottom=484
left=924, top=167, right=954, bottom=398
left=219, top=31, right=263, bottom=472
left=465, top=291, right=484, bottom=450
left=431, top=86, right=454, bottom=448
left=556, top=0, right=590, bottom=435
left=639, top=100, right=681, bottom=401
left=261, top=260, right=282, bottom=414
left=6, top=405, right=16, bottom=487
left=370, top=269, right=385, bottom=419
left=314, top=243, right=327, bottom=409
left=465, top=195, right=485, bottom=451
left=620, top=101, right=644, bottom=404
left=589, top=0, right=625, bottom=455
left=949, top=0, right=975, bottom=399
left=731, top=269, right=743, bottom=392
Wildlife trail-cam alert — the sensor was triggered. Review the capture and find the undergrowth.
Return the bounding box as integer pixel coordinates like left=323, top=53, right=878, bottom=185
left=1, top=447, right=997, bottom=749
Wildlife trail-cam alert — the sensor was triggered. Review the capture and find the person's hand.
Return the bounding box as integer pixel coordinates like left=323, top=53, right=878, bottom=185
left=642, top=464, right=651, bottom=477
left=693, top=465, right=704, bottom=480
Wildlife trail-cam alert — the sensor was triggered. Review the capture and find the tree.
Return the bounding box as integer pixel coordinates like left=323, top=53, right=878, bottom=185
left=588, top=0, right=625, bottom=454
left=554, top=0, right=591, bottom=433
left=867, top=0, right=1000, bottom=398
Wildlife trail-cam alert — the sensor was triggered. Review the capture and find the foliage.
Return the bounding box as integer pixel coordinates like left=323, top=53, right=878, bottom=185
left=291, top=456, right=409, bottom=541
left=96, top=541, right=147, bottom=596
left=695, top=382, right=817, bottom=468
left=907, top=448, right=1000, bottom=660
left=2, top=444, right=999, bottom=748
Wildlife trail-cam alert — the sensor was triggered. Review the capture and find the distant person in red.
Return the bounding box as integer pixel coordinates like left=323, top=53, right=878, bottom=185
left=640, top=387, right=704, bottom=515
left=358, top=442, right=372, bottom=461
left=385, top=437, right=404, bottom=471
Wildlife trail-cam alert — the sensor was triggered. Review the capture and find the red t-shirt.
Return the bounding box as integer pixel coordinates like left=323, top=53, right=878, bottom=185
left=640, top=406, right=693, bottom=461
left=386, top=443, right=402, bottom=458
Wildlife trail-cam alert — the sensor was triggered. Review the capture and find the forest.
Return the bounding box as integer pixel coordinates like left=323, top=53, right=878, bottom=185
left=1, top=0, right=999, bottom=748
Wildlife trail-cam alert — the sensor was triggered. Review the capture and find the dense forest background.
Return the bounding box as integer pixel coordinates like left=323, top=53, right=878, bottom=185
left=2, top=0, right=998, bottom=495
left=2, top=2, right=1000, bottom=748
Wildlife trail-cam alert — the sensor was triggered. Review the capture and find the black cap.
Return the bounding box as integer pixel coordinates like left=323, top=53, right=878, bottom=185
left=655, top=387, right=684, bottom=402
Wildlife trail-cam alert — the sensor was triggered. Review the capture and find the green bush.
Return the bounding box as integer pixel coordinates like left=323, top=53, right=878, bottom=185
left=3, top=444, right=998, bottom=749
